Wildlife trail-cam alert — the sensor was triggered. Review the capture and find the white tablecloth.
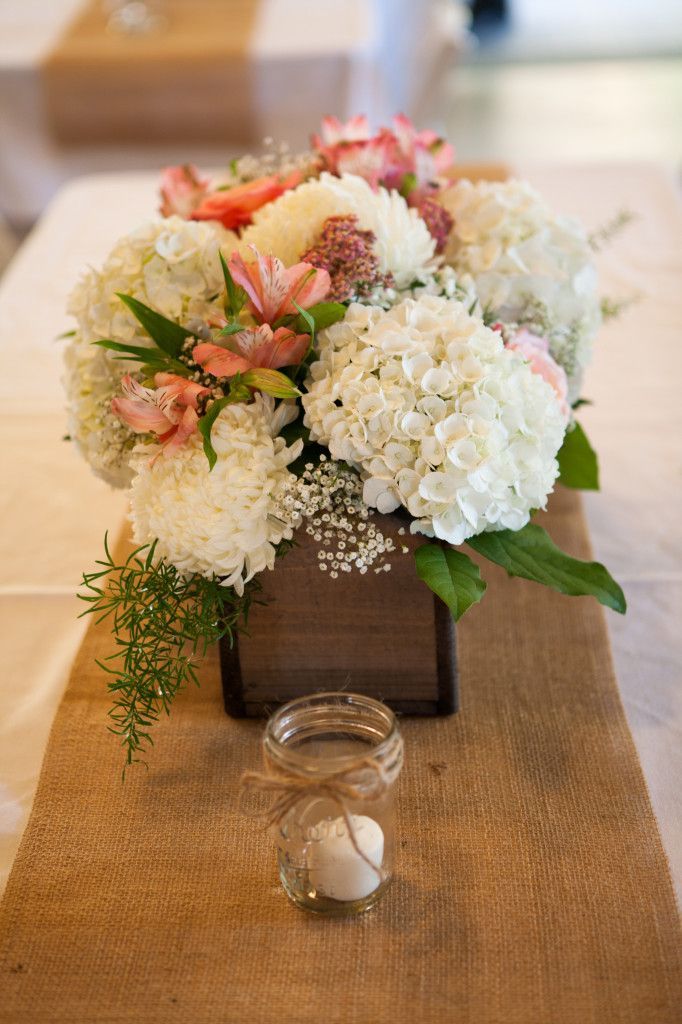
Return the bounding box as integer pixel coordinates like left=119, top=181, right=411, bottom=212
left=1, top=164, right=680, bottom=903
left=0, top=0, right=466, bottom=225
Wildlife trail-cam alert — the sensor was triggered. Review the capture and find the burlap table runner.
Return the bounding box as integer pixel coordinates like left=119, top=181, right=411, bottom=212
left=0, top=487, right=679, bottom=1023
left=41, top=0, right=260, bottom=144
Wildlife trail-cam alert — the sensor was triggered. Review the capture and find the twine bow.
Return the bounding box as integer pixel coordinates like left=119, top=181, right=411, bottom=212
left=240, top=751, right=402, bottom=882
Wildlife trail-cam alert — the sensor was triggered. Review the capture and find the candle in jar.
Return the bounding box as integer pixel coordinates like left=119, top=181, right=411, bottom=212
left=307, top=814, right=384, bottom=902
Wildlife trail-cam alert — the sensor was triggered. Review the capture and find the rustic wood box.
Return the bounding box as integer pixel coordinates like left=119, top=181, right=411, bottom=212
left=219, top=516, right=458, bottom=718
left=217, top=165, right=509, bottom=719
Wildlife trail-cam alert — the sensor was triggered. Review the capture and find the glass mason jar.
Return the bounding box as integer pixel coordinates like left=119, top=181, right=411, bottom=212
left=263, top=692, right=404, bottom=915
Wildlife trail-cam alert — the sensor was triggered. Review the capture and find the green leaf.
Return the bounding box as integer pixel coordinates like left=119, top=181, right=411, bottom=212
left=218, top=321, right=246, bottom=337
left=219, top=252, right=247, bottom=318
left=198, top=397, right=235, bottom=470
left=116, top=293, right=193, bottom=357
left=467, top=524, right=626, bottom=613
left=293, top=301, right=346, bottom=334
left=399, top=172, right=418, bottom=198
left=93, top=339, right=189, bottom=376
left=293, top=300, right=315, bottom=337
left=557, top=421, right=599, bottom=490
left=571, top=397, right=592, bottom=410
left=78, top=533, right=261, bottom=771
left=280, top=420, right=310, bottom=446
left=242, top=368, right=302, bottom=399
left=414, top=544, right=487, bottom=621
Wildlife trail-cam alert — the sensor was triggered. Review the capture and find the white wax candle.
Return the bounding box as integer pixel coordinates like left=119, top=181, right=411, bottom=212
left=307, top=814, right=384, bottom=902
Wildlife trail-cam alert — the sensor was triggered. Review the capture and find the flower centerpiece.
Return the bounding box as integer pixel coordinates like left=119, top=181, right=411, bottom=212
left=67, top=116, right=626, bottom=767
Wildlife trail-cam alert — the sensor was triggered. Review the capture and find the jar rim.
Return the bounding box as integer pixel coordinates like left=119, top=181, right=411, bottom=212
left=264, top=691, right=402, bottom=774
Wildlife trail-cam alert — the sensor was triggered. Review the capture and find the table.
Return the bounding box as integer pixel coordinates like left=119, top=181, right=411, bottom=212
left=1, top=163, right=680, bottom=903
left=0, top=0, right=467, bottom=226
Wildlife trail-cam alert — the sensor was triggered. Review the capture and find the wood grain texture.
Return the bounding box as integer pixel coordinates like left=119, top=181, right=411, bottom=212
left=222, top=514, right=458, bottom=716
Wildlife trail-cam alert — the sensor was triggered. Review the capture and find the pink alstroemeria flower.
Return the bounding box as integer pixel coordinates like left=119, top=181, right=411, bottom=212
left=111, top=373, right=210, bottom=456
left=159, top=164, right=210, bottom=218
left=191, top=171, right=303, bottom=230
left=193, top=325, right=310, bottom=379
left=312, top=114, right=453, bottom=199
left=228, top=248, right=330, bottom=325
left=386, top=114, right=454, bottom=198
left=507, top=328, right=571, bottom=421
left=313, top=116, right=391, bottom=189
left=313, top=114, right=371, bottom=151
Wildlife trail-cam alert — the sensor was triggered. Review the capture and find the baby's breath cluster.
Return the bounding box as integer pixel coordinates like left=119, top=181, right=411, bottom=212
left=276, top=455, right=405, bottom=577
left=225, top=139, right=320, bottom=186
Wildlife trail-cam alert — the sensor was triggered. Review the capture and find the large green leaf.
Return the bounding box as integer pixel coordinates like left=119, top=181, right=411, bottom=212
left=467, top=524, right=625, bottom=613
left=94, top=339, right=189, bottom=376
left=414, top=544, right=487, bottom=621
left=557, top=421, right=599, bottom=490
left=116, top=294, right=193, bottom=357
left=293, top=301, right=346, bottom=334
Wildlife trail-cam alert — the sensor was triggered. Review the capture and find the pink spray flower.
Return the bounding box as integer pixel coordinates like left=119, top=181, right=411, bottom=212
left=312, top=113, right=453, bottom=199
left=193, top=325, right=310, bottom=379
left=312, top=115, right=371, bottom=155
left=159, top=165, right=302, bottom=230
left=159, top=165, right=210, bottom=218
left=227, top=247, right=330, bottom=325
left=387, top=114, right=454, bottom=198
left=507, top=328, right=571, bottom=421
left=190, top=171, right=303, bottom=231
left=312, top=115, right=393, bottom=189
left=111, top=373, right=210, bottom=456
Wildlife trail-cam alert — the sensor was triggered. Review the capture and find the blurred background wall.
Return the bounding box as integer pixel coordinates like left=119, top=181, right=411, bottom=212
left=448, top=0, right=682, bottom=161
left=0, top=0, right=680, bottom=262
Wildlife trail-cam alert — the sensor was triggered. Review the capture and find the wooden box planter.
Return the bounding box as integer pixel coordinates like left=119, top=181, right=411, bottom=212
left=219, top=516, right=458, bottom=718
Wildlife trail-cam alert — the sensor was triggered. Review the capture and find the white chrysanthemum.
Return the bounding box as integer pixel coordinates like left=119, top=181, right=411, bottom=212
left=241, top=172, right=436, bottom=289
left=63, top=216, right=237, bottom=487
left=302, top=297, right=566, bottom=545
left=129, top=397, right=303, bottom=594
left=439, top=178, right=600, bottom=399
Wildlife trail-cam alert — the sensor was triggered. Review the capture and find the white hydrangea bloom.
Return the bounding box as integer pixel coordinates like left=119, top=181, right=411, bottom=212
left=129, top=397, right=303, bottom=594
left=241, top=172, right=436, bottom=289
left=439, top=178, right=600, bottom=399
left=303, top=297, right=566, bottom=546
left=63, top=217, right=237, bottom=487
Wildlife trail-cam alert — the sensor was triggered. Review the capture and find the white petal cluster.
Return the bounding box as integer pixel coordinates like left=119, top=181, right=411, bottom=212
left=63, top=217, right=237, bottom=486
left=302, top=297, right=566, bottom=545
left=241, top=172, right=436, bottom=289
left=67, top=216, right=237, bottom=342
left=439, top=178, right=600, bottom=397
left=129, top=397, right=303, bottom=594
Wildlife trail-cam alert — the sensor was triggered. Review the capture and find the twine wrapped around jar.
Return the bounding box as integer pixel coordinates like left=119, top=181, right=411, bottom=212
left=241, top=745, right=404, bottom=880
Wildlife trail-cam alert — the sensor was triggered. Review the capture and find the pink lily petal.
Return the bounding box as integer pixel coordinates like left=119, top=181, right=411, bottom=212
left=154, top=372, right=210, bottom=412
left=225, top=324, right=309, bottom=371
left=191, top=171, right=302, bottom=230
left=159, top=164, right=209, bottom=218
left=161, top=406, right=200, bottom=457
left=192, top=342, right=253, bottom=378
left=248, top=327, right=310, bottom=370
left=283, top=262, right=331, bottom=316
left=228, top=248, right=330, bottom=324
left=110, top=397, right=174, bottom=435
left=111, top=375, right=174, bottom=434
left=228, top=249, right=287, bottom=324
